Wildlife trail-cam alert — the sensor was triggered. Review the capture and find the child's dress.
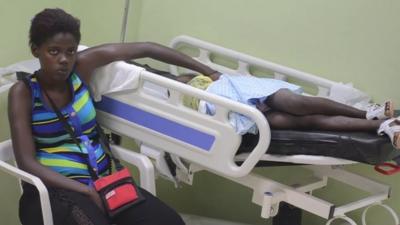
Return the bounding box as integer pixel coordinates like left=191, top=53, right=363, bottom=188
left=185, top=74, right=303, bottom=134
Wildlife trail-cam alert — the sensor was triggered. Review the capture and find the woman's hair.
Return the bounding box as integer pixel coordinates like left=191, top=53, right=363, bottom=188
left=29, top=8, right=81, bottom=47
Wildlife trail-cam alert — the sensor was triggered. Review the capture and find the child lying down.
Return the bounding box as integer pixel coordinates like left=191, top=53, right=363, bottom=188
left=169, top=72, right=399, bottom=150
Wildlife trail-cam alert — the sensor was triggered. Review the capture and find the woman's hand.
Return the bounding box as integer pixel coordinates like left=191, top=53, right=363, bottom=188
left=86, top=187, right=105, bottom=212
left=207, top=70, right=222, bottom=81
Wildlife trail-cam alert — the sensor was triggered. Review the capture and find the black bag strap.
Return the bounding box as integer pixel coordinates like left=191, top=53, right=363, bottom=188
left=95, top=126, right=124, bottom=171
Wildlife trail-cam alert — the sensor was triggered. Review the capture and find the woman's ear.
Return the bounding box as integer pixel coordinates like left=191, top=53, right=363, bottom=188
left=31, top=45, right=39, bottom=58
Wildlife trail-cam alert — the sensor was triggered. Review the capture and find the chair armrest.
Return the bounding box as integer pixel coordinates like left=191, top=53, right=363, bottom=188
left=0, top=160, right=53, bottom=225
left=110, top=144, right=156, bottom=195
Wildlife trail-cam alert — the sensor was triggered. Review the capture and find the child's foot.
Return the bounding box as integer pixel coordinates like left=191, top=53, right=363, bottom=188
left=366, top=100, right=394, bottom=120
left=377, top=117, right=400, bottom=150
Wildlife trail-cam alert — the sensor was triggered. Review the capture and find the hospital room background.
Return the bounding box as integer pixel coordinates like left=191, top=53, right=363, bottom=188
left=0, top=0, right=399, bottom=224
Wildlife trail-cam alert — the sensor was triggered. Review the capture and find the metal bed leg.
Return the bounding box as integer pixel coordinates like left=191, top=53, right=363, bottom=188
left=272, top=203, right=302, bottom=225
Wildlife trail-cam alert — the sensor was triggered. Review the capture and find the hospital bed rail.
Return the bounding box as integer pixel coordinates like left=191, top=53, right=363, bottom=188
left=96, top=68, right=270, bottom=178
left=170, top=35, right=348, bottom=98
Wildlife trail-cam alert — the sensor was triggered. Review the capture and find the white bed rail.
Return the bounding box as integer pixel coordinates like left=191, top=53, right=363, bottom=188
left=0, top=73, right=16, bottom=94
left=97, top=69, right=270, bottom=178
left=170, top=35, right=338, bottom=97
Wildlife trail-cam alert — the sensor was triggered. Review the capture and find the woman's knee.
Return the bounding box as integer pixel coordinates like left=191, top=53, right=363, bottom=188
left=114, top=188, right=185, bottom=225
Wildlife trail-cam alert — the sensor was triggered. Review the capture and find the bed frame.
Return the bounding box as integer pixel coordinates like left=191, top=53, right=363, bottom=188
left=94, top=36, right=399, bottom=224
left=168, top=36, right=398, bottom=224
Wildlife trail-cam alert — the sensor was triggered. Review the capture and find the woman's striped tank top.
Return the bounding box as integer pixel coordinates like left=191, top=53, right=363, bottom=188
left=27, top=72, right=111, bottom=185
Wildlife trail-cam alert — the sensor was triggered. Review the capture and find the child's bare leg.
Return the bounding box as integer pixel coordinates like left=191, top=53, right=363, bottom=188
left=265, top=89, right=366, bottom=118
left=265, top=111, right=382, bottom=131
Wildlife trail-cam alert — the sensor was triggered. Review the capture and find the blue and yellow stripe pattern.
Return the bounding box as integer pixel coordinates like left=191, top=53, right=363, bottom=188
left=28, top=73, right=111, bottom=185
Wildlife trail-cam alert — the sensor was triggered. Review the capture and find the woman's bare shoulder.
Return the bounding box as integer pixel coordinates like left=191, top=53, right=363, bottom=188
left=8, top=80, right=32, bottom=105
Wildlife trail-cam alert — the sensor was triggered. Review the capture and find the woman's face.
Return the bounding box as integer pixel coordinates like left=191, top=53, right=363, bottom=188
left=32, top=32, right=78, bottom=82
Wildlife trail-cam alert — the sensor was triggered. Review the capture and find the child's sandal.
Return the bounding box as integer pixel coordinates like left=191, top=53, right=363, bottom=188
left=366, top=100, right=394, bottom=120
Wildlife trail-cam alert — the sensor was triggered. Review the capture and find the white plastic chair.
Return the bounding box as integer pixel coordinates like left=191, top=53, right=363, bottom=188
left=0, top=139, right=156, bottom=225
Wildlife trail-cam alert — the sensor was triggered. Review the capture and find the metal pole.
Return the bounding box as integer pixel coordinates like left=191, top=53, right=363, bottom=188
left=120, top=0, right=130, bottom=43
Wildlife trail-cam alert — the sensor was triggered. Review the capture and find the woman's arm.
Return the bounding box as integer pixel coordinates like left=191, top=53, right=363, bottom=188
left=75, top=42, right=221, bottom=83
left=8, top=82, right=102, bottom=207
